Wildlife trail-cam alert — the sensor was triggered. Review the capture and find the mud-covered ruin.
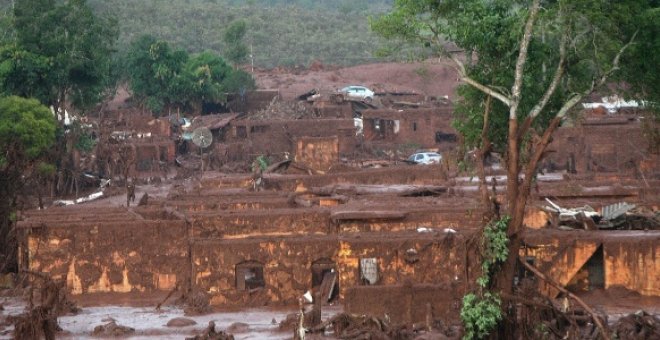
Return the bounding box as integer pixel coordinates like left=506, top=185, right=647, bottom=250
left=11, top=89, right=659, bottom=336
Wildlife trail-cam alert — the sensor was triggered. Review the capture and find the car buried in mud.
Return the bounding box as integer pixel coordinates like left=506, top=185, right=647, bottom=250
left=407, top=152, right=442, bottom=165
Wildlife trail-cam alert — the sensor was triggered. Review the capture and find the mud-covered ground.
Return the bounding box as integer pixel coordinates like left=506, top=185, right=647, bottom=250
left=253, top=60, right=459, bottom=100
left=0, top=296, right=342, bottom=339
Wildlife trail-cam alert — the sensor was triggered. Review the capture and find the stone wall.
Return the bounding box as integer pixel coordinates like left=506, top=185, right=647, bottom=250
left=20, top=220, right=188, bottom=295
left=296, top=136, right=339, bottom=172
left=191, top=232, right=472, bottom=307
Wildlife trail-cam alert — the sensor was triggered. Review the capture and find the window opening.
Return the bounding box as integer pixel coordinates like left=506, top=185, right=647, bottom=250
left=359, top=258, right=378, bottom=285
left=235, top=261, right=265, bottom=290
left=311, top=259, right=339, bottom=302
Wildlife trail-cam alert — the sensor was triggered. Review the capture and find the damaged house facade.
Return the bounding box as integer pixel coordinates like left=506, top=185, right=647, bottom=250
left=15, top=92, right=660, bottom=326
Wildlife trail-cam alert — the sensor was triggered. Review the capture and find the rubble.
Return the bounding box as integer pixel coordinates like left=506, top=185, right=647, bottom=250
left=6, top=69, right=660, bottom=339
left=91, top=320, right=135, bottom=336
left=185, top=321, right=234, bottom=340
left=612, top=310, right=660, bottom=340
left=10, top=272, right=79, bottom=340
left=543, top=199, right=659, bottom=230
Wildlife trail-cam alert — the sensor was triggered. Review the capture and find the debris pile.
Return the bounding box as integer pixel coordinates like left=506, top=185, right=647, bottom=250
left=543, top=199, right=660, bottom=230
left=306, top=313, right=457, bottom=340
left=10, top=272, right=80, bottom=340
left=186, top=321, right=235, bottom=340
left=92, top=320, right=135, bottom=337
left=612, top=310, right=660, bottom=340
left=249, top=97, right=318, bottom=120
left=183, top=291, right=212, bottom=316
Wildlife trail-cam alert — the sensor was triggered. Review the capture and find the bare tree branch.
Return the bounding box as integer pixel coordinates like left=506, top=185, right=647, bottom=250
left=517, top=27, right=569, bottom=141
left=509, top=0, right=541, bottom=120
left=556, top=30, right=638, bottom=118
left=449, top=54, right=512, bottom=107
left=520, top=259, right=611, bottom=340
left=529, top=30, right=568, bottom=119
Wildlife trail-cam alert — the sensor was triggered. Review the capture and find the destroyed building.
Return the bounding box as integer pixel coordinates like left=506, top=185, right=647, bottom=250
left=15, top=94, right=660, bottom=327
left=361, top=106, right=458, bottom=152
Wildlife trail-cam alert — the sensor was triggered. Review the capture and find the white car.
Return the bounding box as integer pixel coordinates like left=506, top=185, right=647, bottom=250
left=340, top=85, right=375, bottom=101
left=407, top=152, right=442, bottom=165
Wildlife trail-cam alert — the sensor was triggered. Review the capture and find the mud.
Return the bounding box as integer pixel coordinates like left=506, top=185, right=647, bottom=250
left=4, top=62, right=660, bottom=339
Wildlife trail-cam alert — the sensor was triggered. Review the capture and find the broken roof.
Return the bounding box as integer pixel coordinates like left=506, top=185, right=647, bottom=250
left=189, top=113, right=240, bottom=131
left=361, top=108, right=452, bottom=120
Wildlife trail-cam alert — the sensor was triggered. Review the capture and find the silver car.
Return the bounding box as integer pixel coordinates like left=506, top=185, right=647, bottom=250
left=407, top=152, right=442, bottom=165
left=340, top=85, right=375, bottom=101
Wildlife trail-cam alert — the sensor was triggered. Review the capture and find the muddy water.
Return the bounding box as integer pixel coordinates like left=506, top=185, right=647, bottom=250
left=0, top=297, right=342, bottom=340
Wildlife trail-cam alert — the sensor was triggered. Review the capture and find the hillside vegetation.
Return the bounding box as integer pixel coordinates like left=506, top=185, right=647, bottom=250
left=82, top=0, right=427, bottom=68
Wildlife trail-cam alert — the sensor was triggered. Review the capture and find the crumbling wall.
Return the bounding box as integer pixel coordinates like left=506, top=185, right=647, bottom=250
left=190, top=209, right=332, bottom=238
left=225, top=119, right=356, bottom=162
left=311, top=98, right=354, bottom=119
left=264, top=165, right=450, bottom=191
left=336, top=234, right=468, bottom=290
left=523, top=231, right=660, bottom=297
left=344, top=284, right=463, bottom=324
left=21, top=220, right=188, bottom=295
left=604, top=237, right=660, bottom=296
left=191, top=232, right=471, bottom=307
left=361, top=107, right=456, bottom=150
left=544, top=119, right=656, bottom=176
left=296, top=136, right=339, bottom=172
left=191, top=237, right=337, bottom=306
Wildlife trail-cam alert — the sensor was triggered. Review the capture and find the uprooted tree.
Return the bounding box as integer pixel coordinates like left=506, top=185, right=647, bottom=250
left=373, top=0, right=658, bottom=338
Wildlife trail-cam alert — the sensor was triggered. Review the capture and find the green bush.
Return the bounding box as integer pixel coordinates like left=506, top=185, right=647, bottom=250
left=461, top=292, right=502, bottom=340
left=460, top=216, right=510, bottom=339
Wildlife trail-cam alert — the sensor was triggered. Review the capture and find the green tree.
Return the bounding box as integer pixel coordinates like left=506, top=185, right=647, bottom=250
left=222, top=67, right=256, bottom=94
left=223, top=19, right=249, bottom=65
left=373, top=0, right=657, bottom=338
left=125, top=35, right=190, bottom=113
left=0, top=96, right=56, bottom=272
left=4, top=0, right=118, bottom=112
left=126, top=36, right=256, bottom=115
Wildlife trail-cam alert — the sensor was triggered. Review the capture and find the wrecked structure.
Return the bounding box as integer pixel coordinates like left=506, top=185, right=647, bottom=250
left=14, top=90, right=660, bottom=329
left=18, top=165, right=485, bottom=325
left=361, top=106, right=457, bottom=152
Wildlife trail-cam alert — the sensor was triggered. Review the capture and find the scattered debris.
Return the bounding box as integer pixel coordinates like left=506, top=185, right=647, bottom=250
left=250, top=97, right=318, bottom=120
left=52, top=190, right=105, bottom=206
left=138, top=192, right=149, bottom=206
left=307, top=312, right=447, bottom=339
left=543, top=199, right=659, bottom=230
left=11, top=271, right=80, bottom=340
left=166, top=317, right=197, bottom=327
left=186, top=321, right=234, bottom=340
left=602, top=202, right=637, bottom=220
left=612, top=310, right=660, bottom=340
left=92, top=321, right=135, bottom=336
left=184, top=292, right=212, bottom=316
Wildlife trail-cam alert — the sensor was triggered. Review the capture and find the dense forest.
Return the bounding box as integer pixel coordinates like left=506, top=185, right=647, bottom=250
left=72, top=0, right=425, bottom=68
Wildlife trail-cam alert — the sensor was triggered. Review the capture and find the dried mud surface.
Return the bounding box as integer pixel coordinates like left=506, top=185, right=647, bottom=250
left=254, top=60, right=459, bottom=100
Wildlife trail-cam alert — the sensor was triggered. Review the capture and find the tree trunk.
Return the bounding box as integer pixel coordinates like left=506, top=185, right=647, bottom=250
left=506, top=118, right=520, bottom=222
left=478, top=97, right=493, bottom=211
left=496, top=117, right=562, bottom=295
